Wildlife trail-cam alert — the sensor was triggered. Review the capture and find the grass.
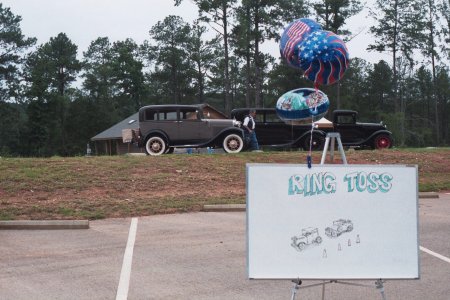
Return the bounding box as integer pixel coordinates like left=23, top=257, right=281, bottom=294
left=0, top=148, right=449, bottom=220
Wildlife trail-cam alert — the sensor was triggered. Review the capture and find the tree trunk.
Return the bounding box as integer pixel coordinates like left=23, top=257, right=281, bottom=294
left=222, top=2, right=231, bottom=114
left=254, top=3, right=262, bottom=108
left=428, top=0, right=439, bottom=144
left=392, top=0, right=399, bottom=113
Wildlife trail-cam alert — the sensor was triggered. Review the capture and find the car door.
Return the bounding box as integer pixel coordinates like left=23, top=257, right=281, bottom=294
left=177, top=107, right=209, bottom=144
left=155, top=108, right=179, bottom=141
left=334, top=114, right=366, bottom=144
left=257, top=110, right=296, bottom=145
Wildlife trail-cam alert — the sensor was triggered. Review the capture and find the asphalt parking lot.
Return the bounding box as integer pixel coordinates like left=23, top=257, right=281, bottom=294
left=1, top=194, right=449, bottom=300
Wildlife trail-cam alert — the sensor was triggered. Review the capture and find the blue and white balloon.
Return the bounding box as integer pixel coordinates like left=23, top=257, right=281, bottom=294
left=276, top=88, right=329, bottom=124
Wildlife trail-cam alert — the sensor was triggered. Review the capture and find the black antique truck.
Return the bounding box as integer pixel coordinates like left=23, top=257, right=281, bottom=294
left=230, top=109, right=393, bottom=151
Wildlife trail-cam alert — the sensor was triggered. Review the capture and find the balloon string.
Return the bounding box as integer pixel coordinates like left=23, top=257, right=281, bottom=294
left=307, top=81, right=320, bottom=168
left=307, top=115, right=314, bottom=169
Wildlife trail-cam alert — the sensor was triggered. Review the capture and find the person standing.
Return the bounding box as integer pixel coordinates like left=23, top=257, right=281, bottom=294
left=243, top=109, right=260, bottom=151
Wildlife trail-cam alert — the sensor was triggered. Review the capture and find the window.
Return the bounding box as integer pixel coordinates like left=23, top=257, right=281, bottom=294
left=265, top=111, right=283, bottom=123
left=158, top=110, right=178, bottom=121
left=337, top=115, right=355, bottom=124
left=254, top=113, right=264, bottom=123
left=180, top=108, right=199, bottom=120
left=145, top=109, right=156, bottom=121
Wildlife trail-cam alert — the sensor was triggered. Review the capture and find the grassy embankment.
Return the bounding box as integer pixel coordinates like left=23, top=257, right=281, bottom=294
left=0, top=148, right=449, bottom=220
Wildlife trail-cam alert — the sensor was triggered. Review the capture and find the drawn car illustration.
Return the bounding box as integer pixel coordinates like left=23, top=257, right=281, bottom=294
left=291, top=227, right=322, bottom=251
left=325, top=219, right=353, bottom=238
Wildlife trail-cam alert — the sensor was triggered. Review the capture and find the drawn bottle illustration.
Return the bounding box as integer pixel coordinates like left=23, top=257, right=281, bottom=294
left=356, top=234, right=360, bottom=244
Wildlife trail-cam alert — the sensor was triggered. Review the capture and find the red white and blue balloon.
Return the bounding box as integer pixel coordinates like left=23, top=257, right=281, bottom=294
left=276, top=88, right=330, bottom=124
left=299, top=30, right=349, bottom=85
left=279, top=18, right=349, bottom=86
left=279, top=18, right=322, bottom=69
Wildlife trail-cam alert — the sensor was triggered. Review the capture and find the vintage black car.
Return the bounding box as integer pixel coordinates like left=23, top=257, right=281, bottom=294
left=137, top=104, right=245, bottom=155
left=230, top=108, right=393, bottom=150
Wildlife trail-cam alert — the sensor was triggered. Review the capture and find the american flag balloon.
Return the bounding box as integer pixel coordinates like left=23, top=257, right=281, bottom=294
left=279, top=19, right=322, bottom=68
left=298, top=30, right=350, bottom=85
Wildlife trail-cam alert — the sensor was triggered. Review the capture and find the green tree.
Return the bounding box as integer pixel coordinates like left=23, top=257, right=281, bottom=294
left=438, top=0, right=450, bottom=55
left=334, top=58, right=371, bottom=114
left=175, top=0, right=237, bottom=113
left=366, top=60, right=394, bottom=115
left=110, top=39, right=145, bottom=116
left=419, top=0, right=448, bottom=143
left=0, top=101, right=27, bottom=155
left=311, top=0, right=363, bottom=37
left=148, top=15, right=194, bottom=104
left=24, top=33, right=81, bottom=156
left=78, top=37, right=122, bottom=152
left=0, top=4, right=36, bottom=102
left=435, top=66, right=450, bottom=144
left=368, top=0, right=426, bottom=112
left=236, top=0, right=308, bottom=108
left=186, top=20, right=218, bottom=102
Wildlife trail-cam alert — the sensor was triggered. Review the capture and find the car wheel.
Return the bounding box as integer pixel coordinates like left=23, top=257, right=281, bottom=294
left=315, top=236, right=322, bottom=244
left=297, top=242, right=306, bottom=251
left=373, top=134, right=392, bottom=149
left=302, top=134, right=325, bottom=151
left=145, top=136, right=166, bottom=156
left=347, top=225, right=353, bottom=232
left=223, top=134, right=244, bottom=153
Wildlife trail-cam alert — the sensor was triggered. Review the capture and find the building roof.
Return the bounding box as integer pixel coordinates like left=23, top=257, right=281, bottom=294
left=91, top=112, right=139, bottom=141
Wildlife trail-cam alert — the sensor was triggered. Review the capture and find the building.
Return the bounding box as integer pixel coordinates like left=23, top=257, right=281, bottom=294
left=90, top=113, right=144, bottom=155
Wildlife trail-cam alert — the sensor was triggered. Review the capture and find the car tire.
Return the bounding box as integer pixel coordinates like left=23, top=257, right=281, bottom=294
left=373, top=134, right=392, bottom=149
left=302, top=134, right=325, bottom=151
left=223, top=134, right=244, bottom=153
left=145, top=136, right=166, bottom=156
left=297, top=242, right=306, bottom=251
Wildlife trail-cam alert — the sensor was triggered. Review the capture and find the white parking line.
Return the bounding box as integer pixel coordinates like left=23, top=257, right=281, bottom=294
left=420, top=246, right=450, bottom=264
left=116, top=218, right=138, bottom=300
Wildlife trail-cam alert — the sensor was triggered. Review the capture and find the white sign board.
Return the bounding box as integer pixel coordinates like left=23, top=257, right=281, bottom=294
left=247, top=164, right=419, bottom=280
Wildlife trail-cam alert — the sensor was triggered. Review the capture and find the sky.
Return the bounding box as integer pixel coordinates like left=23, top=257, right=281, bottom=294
left=2, top=0, right=388, bottom=64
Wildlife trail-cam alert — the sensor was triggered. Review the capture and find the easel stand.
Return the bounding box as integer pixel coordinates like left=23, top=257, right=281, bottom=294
left=290, top=134, right=387, bottom=299
left=320, top=132, right=347, bottom=164
left=290, top=279, right=387, bottom=300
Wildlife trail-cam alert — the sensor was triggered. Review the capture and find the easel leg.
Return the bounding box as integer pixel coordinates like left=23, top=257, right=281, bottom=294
left=375, top=279, right=387, bottom=300
left=321, top=281, right=326, bottom=300
left=290, top=279, right=302, bottom=300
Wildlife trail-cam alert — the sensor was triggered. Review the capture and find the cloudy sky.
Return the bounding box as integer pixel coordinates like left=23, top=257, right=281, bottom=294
left=3, top=0, right=387, bottom=64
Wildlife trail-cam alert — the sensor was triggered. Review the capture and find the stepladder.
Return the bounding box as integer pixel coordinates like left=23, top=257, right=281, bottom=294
left=320, top=132, right=347, bottom=165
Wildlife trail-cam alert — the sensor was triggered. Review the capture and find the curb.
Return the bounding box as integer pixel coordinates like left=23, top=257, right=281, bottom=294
left=419, top=192, right=439, bottom=199
left=0, top=220, right=89, bottom=230
left=203, top=204, right=246, bottom=212
left=204, top=193, right=440, bottom=212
